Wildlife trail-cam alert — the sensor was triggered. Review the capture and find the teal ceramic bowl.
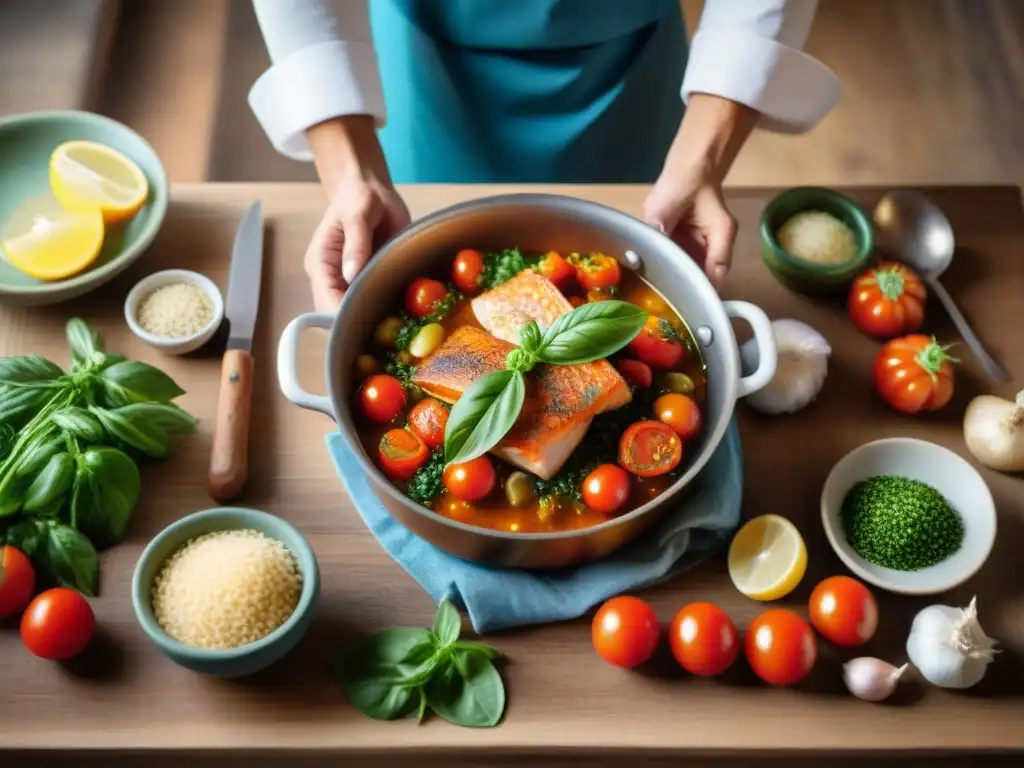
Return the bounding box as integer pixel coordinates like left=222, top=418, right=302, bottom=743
left=0, top=110, right=168, bottom=306
left=131, top=507, right=320, bottom=678
left=760, top=187, right=875, bottom=296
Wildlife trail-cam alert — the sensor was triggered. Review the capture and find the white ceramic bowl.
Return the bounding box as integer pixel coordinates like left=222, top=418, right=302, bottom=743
left=125, top=269, right=224, bottom=355
left=821, top=438, right=996, bottom=595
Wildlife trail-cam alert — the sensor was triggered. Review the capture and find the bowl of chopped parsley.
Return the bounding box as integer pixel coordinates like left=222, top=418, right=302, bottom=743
left=820, top=438, right=996, bottom=595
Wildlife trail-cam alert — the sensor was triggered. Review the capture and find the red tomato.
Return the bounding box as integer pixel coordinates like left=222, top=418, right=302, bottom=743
left=568, top=296, right=584, bottom=308
left=21, top=588, right=95, bottom=661
left=653, top=393, right=702, bottom=441
left=0, top=545, right=36, bottom=620
left=629, top=316, right=684, bottom=370
left=378, top=429, right=430, bottom=480
left=808, top=576, right=878, bottom=648
left=582, top=464, right=631, bottom=515
left=874, top=334, right=957, bottom=414
left=536, top=251, right=576, bottom=292
left=404, top=278, right=448, bottom=318
left=407, top=398, right=449, bottom=450
left=452, top=249, right=484, bottom=293
left=586, top=288, right=613, bottom=303
left=443, top=456, right=497, bottom=502
left=616, top=359, right=652, bottom=389
left=745, top=609, right=817, bottom=686
left=592, top=596, right=660, bottom=668
left=619, top=420, right=682, bottom=478
left=848, top=261, right=927, bottom=339
left=669, top=602, right=739, bottom=677
left=359, top=374, right=407, bottom=423
left=573, top=253, right=621, bottom=290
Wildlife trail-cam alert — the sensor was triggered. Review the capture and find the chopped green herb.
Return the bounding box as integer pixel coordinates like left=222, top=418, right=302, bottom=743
left=407, top=450, right=446, bottom=505
left=384, top=356, right=418, bottom=389
left=481, top=248, right=537, bottom=289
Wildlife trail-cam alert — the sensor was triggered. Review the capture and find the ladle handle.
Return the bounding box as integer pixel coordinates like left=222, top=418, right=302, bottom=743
left=926, top=277, right=1011, bottom=382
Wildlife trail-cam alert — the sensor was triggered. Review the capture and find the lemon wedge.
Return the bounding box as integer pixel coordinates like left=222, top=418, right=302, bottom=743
left=49, top=140, right=149, bottom=224
left=1, top=193, right=105, bottom=280
left=727, top=514, right=807, bottom=601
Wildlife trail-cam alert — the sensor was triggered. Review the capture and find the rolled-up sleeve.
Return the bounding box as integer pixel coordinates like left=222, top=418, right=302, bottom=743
left=249, top=0, right=385, bottom=160
left=681, top=0, right=841, bottom=133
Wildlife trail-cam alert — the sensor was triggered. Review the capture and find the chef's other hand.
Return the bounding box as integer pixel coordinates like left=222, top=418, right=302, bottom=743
left=304, top=117, right=411, bottom=313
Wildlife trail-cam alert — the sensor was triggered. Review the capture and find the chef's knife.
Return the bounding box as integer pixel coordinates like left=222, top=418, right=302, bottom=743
left=208, top=200, right=263, bottom=502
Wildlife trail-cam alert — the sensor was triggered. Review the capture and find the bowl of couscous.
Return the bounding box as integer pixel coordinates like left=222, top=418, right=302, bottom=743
left=760, top=187, right=875, bottom=296
left=131, top=507, right=320, bottom=677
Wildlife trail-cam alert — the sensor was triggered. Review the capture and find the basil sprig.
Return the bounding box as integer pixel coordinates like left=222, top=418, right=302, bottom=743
left=334, top=598, right=506, bottom=728
left=443, top=300, right=647, bottom=465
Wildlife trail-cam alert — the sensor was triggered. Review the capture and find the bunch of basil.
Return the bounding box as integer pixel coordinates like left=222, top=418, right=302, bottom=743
left=0, top=318, right=196, bottom=596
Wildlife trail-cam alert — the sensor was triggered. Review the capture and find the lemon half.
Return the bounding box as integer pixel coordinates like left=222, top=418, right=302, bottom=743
left=1, top=193, right=105, bottom=281
left=49, top=140, right=149, bottom=224
left=727, top=514, right=807, bottom=601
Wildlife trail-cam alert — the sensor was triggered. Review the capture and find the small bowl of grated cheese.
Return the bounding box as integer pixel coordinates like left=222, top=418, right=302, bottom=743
left=125, top=269, right=224, bottom=355
left=131, top=507, right=320, bottom=678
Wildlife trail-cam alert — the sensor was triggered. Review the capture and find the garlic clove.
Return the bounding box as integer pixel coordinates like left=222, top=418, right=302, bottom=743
left=740, top=319, right=831, bottom=416
left=842, top=657, right=908, bottom=702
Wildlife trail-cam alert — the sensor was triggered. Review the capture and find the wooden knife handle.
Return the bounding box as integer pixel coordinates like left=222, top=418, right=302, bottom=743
left=208, top=349, right=254, bottom=503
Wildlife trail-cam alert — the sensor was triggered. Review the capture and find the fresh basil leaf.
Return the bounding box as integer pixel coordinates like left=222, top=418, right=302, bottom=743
left=14, top=434, right=64, bottom=479
left=90, top=406, right=170, bottom=458
left=70, top=447, right=140, bottom=548
left=4, top=519, right=46, bottom=558
left=66, top=318, right=102, bottom=370
left=537, top=300, right=647, bottom=365
left=518, top=321, right=542, bottom=354
left=43, top=521, right=99, bottom=596
left=426, top=653, right=506, bottom=728
left=453, top=640, right=502, bottom=660
left=101, top=361, right=185, bottom=403
left=334, top=627, right=435, bottom=721
left=416, top=688, right=428, bottom=724
left=0, top=423, right=13, bottom=463
left=23, top=452, right=74, bottom=513
left=112, top=402, right=197, bottom=437
left=0, top=386, right=52, bottom=426
left=52, top=407, right=107, bottom=443
left=432, top=598, right=462, bottom=647
left=0, top=355, right=64, bottom=387
left=444, top=370, right=525, bottom=465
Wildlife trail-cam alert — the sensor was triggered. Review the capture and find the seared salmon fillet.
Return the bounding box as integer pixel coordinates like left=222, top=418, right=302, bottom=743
left=413, top=326, right=631, bottom=479
left=471, top=270, right=574, bottom=345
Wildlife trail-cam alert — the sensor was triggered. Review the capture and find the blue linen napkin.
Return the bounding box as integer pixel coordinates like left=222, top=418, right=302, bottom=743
left=325, top=418, right=742, bottom=634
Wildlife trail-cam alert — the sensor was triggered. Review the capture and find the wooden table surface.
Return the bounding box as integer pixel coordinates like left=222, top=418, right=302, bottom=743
left=1, top=184, right=1023, bottom=763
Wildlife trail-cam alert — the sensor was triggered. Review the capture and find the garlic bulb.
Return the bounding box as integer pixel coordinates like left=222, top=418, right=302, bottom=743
left=740, top=319, right=831, bottom=415
left=963, top=390, right=1024, bottom=472
left=843, top=657, right=908, bottom=702
left=906, top=597, right=998, bottom=689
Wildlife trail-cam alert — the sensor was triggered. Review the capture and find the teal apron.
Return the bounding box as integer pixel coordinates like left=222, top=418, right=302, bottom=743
left=370, top=0, right=687, bottom=183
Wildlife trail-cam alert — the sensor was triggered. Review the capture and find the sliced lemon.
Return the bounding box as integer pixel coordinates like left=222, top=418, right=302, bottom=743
left=727, top=514, right=807, bottom=601
left=49, top=140, right=149, bottom=224
left=1, top=193, right=105, bottom=280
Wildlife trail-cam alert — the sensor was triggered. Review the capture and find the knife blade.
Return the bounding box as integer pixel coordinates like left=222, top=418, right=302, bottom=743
left=208, top=200, right=263, bottom=502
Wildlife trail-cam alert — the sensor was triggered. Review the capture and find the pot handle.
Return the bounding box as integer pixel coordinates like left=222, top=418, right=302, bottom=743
left=277, top=313, right=336, bottom=418
left=723, top=301, right=778, bottom=399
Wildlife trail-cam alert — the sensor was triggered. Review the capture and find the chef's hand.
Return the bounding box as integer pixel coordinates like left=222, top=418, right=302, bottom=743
left=304, top=117, right=411, bottom=313
left=644, top=94, right=759, bottom=290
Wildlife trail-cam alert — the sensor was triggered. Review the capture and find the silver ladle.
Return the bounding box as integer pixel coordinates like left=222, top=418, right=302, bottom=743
left=872, top=190, right=1011, bottom=382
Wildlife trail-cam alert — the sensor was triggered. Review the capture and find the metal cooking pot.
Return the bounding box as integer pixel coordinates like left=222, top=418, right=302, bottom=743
left=278, top=194, right=777, bottom=569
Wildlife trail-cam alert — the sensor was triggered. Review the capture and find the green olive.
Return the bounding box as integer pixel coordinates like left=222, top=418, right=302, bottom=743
left=409, top=323, right=446, bottom=359
left=407, top=386, right=426, bottom=403
left=395, top=349, right=414, bottom=366
left=658, top=371, right=695, bottom=397
left=505, top=471, right=537, bottom=508
left=374, top=317, right=404, bottom=348
left=354, top=354, right=378, bottom=380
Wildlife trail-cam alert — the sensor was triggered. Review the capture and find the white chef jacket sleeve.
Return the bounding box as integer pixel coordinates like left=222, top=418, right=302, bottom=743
left=682, top=0, right=841, bottom=133
left=248, top=0, right=385, bottom=160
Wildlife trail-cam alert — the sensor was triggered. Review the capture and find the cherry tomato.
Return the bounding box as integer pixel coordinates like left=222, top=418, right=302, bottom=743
left=653, top=393, right=702, bottom=441
left=443, top=455, right=497, bottom=502
left=407, top=398, right=449, bottom=450
left=628, top=316, right=684, bottom=370
left=536, top=251, right=576, bottom=292
left=586, top=288, right=613, bottom=303
left=669, top=602, right=739, bottom=677
left=21, top=588, right=95, bottom=661
left=573, top=253, right=621, bottom=290
left=452, top=249, right=484, bottom=293
left=568, top=296, right=584, bottom=308
left=848, top=261, right=926, bottom=339
left=359, top=374, right=407, bottom=423
left=808, top=576, right=878, bottom=648
left=0, top=545, right=36, bottom=620
left=619, top=420, right=682, bottom=478
left=617, top=359, right=652, bottom=389
left=353, top=354, right=379, bottom=380
left=582, top=464, right=631, bottom=515
left=405, top=278, right=448, bottom=318
left=378, top=429, right=430, bottom=481
left=592, top=595, right=660, bottom=668
left=745, top=609, right=817, bottom=686
left=874, top=334, right=956, bottom=414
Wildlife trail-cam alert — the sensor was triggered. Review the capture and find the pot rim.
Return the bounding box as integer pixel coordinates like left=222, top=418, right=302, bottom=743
left=329, top=193, right=739, bottom=541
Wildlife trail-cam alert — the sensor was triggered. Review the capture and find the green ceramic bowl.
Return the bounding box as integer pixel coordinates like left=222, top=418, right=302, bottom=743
left=0, top=110, right=168, bottom=306
left=131, top=507, right=320, bottom=678
left=760, top=187, right=875, bottom=296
